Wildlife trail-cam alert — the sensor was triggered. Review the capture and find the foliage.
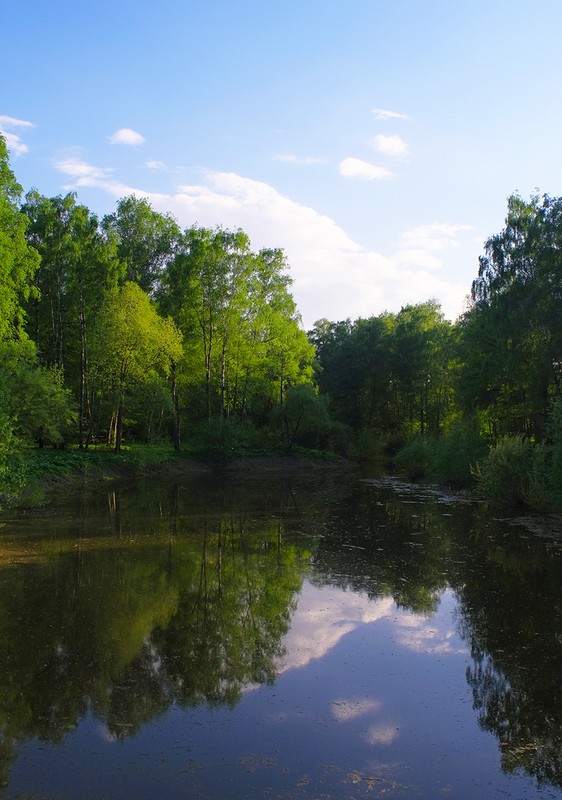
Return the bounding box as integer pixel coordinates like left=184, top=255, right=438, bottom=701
left=394, top=437, right=434, bottom=480
left=102, top=195, right=180, bottom=293
left=280, top=384, right=332, bottom=450
left=472, top=435, right=535, bottom=506
left=546, top=398, right=562, bottom=501
left=0, top=339, right=75, bottom=465
left=348, top=428, right=386, bottom=463
left=0, top=136, right=39, bottom=342
left=6, top=144, right=562, bottom=510
left=89, top=282, right=183, bottom=451
left=190, top=418, right=262, bottom=459
left=429, top=423, right=488, bottom=488
left=460, top=193, right=562, bottom=440
left=158, top=227, right=314, bottom=427
left=22, top=190, right=123, bottom=447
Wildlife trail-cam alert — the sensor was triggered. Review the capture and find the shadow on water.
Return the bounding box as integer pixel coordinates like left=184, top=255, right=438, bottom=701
left=0, top=471, right=561, bottom=796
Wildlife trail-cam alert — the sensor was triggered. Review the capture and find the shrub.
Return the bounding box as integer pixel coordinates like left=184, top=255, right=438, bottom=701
left=545, top=398, right=562, bottom=501
left=472, top=435, right=534, bottom=506
left=394, top=437, right=433, bottom=480
left=191, top=418, right=262, bottom=459
left=430, top=424, right=487, bottom=488
left=349, top=428, right=385, bottom=463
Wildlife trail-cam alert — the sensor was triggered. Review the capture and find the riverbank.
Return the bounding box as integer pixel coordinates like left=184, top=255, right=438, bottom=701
left=0, top=445, right=355, bottom=510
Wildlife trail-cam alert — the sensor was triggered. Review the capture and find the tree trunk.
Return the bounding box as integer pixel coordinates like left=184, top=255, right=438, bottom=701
left=78, top=297, right=86, bottom=449
left=171, top=360, right=181, bottom=451
left=114, top=401, right=123, bottom=453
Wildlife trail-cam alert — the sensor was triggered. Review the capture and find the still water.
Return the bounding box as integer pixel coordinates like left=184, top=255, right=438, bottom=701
left=1, top=469, right=562, bottom=799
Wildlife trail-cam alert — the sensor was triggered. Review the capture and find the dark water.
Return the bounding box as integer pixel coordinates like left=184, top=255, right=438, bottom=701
left=1, top=470, right=562, bottom=799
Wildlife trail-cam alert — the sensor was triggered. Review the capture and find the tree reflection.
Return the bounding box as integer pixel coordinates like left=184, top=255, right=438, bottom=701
left=455, top=514, right=562, bottom=789
left=310, top=480, right=459, bottom=614
left=0, top=477, right=310, bottom=766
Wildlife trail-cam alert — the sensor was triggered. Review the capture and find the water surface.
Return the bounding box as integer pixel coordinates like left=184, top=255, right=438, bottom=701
left=1, top=471, right=562, bottom=799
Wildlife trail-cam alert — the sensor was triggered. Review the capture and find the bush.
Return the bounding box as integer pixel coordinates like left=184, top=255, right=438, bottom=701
left=349, top=428, right=386, bottom=464
left=394, top=437, right=433, bottom=480
left=472, top=435, right=534, bottom=506
left=430, top=424, right=487, bottom=488
left=191, top=418, right=262, bottom=459
left=281, top=384, right=331, bottom=450
left=545, top=398, right=562, bottom=501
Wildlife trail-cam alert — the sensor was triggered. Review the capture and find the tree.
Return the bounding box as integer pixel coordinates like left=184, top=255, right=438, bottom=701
left=0, top=136, right=39, bottom=342
left=281, top=384, right=330, bottom=450
left=392, top=301, right=453, bottom=437
left=0, top=340, right=76, bottom=449
left=159, top=228, right=314, bottom=432
left=0, top=135, right=41, bottom=485
left=310, top=303, right=453, bottom=440
left=90, top=282, right=183, bottom=451
left=461, top=193, right=562, bottom=439
left=22, top=191, right=123, bottom=446
left=102, top=196, right=180, bottom=294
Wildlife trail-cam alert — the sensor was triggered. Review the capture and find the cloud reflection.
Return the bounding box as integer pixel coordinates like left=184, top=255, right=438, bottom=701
left=331, top=697, right=382, bottom=722
left=366, top=723, right=400, bottom=745
left=279, top=584, right=467, bottom=675
left=393, top=590, right=467, bottom=655
left=278, top=583, right=394, bottom=672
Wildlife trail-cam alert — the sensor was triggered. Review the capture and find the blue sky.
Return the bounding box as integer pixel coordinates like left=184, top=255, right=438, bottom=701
left=3, top=1, right=562, bottom=328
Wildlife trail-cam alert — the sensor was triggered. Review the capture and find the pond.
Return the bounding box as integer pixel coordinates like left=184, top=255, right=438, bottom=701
left=1, top=468, right=562, bottom=799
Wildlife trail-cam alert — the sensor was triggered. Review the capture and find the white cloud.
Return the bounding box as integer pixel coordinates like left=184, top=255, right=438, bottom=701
left=0, top=115, right=34, bottom=129
left=55, top=164, right=472, bottom=325
left=400, top=222, right=472, bottom=251
left=145, top=159, right=166, bottom=170
left=339, top=157, right=393, bottom=181
left=371, top=134, right=410, bottom=160
left=274, top=152, right=324, bottom=165
left=372, top=108, right=411, bottom=121
left=395, top=223, right=473, bottom=271
left=0, top=114, right=35, bottom=155
left=53, top=157, right=114, bottom=181
left=1, top=131, right=28, bottom=155
left=108, top=127, right=145, bottom=146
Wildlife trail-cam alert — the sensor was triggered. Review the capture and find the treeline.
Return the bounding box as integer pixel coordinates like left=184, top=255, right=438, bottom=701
left=0, top=135, right=317, bottom=489
left=2, top=131, right=562, bottom=507
left=312, top=193, right=562, bottom=506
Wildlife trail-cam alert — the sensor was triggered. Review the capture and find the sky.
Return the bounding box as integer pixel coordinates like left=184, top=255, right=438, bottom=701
left=3, top=0, right=562, bottom=329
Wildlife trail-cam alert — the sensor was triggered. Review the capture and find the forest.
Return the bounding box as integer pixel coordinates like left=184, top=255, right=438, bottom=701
left=2, top=133, right=562, bottom=509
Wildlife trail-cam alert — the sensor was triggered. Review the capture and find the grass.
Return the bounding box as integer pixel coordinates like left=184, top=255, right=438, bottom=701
left=0, top=443, right=196, bottom=509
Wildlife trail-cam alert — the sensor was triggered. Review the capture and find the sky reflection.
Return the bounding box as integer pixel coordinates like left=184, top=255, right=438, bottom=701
left=278, top=581, right=468, bottom=677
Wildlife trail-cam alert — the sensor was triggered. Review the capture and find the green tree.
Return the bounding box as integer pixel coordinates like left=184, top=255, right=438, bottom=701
left=159, top=228, right=314, bottom=434
left=0, top=136, right=39, bottom=343
left=392, top=301, right=453, bottom=437
left=102, top=195, right=180, bottom=294
left=90, top=282, right=183, bottom=451
left=462, top=193, right=562, bottom=440
left=0, top=136, right=41, bottom=486
left=22, top=191, right=122, bottom=446
left=0, top=339, right=76, bottom=448
left=310, top=303, right=453, bottom=442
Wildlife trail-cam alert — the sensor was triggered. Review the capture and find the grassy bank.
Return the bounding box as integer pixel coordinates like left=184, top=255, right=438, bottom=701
left=0, top=443, right=353, bottom=510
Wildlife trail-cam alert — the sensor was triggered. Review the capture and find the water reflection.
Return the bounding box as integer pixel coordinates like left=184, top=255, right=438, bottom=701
left=0, top=473, right=561, bottom=797
left=456, top=511, right=562, bottom=787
